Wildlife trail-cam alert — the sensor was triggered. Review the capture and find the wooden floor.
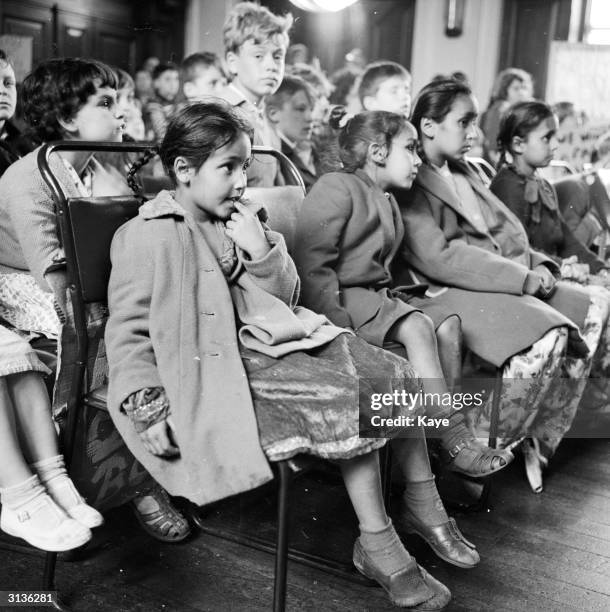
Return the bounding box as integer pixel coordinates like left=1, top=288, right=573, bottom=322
left=1, top=437, right=609, bottom=612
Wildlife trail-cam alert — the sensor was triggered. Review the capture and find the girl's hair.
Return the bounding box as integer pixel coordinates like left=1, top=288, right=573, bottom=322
left=410, top=78, right=472, bottom=139
left=489, top=67, right=531, bottom=103
left=127, top=101, right=254, bottom=190
left=21, top=57, right=118, bottom=142
left=0, top=49, right=13, bottom=68
left=329, top=106, right=409, bottom=172
left=496, top=100, right=554, bottom=166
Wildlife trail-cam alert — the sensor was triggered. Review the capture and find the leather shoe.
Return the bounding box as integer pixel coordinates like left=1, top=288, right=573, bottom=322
left=353, top=539, right=451, bottom=610
left=397, top=506, right=480, bottom=569
left=443, top=439, right=514, bottom=478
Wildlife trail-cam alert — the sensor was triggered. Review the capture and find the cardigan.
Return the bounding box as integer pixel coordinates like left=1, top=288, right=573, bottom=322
left=490, top=166, right=606, bottom=273
left=0, top=148, right=75, bottom=289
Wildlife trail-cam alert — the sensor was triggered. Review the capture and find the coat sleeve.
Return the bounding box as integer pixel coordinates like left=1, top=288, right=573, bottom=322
left=241, top=228, right=299, bottom=309
left=105, top=222, right=163, bottom=411
left=293, top=175, right=353, bottom=327
left=400, top=186, right=530, bottom=295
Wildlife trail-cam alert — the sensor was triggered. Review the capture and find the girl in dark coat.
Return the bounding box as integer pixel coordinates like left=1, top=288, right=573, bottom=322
left=398, top=79, right=604, bottom=492
left=492, top=99, right=610, bottom=428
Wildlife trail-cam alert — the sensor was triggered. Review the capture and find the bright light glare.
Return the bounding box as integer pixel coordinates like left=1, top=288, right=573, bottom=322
left=289, top=0, right=359, bottom=12
left=587, top=0, right=610, bottom=44
left=590, top=0, right=610, bottom=28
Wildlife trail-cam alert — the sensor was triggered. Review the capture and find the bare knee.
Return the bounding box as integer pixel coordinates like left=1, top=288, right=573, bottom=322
left=436, top=315, right=462, bottom=348
left=394, top=311, right=437, bottom=346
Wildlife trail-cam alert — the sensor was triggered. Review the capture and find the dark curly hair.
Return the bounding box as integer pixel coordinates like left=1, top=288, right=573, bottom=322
left=21, top=57, right=118, bottom=142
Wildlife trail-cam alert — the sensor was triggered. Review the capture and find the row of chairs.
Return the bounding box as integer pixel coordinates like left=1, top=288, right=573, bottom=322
left=0, top=142, right=502, bottom=612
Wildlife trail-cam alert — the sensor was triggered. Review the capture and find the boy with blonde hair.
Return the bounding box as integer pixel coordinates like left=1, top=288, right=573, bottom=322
left=222, top=1, right=293, bottom=186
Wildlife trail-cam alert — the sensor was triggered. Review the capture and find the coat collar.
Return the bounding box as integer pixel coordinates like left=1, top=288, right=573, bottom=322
left=139, top=189, right=268, bottom=224
left=139, top=190, right=186, bottom=220
left=415, top=161, right=500, bottom=227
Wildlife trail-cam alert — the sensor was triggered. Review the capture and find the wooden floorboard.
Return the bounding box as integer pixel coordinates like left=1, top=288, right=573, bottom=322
left=1, top=438, right=609, bottom=612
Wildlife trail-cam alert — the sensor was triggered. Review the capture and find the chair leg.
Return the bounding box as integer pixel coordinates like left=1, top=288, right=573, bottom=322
left=43, top=552, right=71, bottom=612
left=273, top=461, right=291, bottom=612
left=478, top=368, right=504, bottom=510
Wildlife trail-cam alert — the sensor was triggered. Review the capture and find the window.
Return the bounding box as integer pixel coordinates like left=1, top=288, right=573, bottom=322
left=584, top=0, right=610, bottom=44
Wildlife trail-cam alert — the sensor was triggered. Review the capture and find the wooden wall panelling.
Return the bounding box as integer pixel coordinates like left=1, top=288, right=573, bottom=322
left=132, top=0, right=186, bottom=68
left=0, top=0, right=55, bottom=66
left=93, top=20, right=136, bottom=72
left=56, top=10, right=93, bottom=59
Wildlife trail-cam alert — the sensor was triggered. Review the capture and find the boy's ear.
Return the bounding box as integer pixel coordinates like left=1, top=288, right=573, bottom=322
left=225, top=51, right=239, bottom=77
left=362, top=95, right=377, bottom=112
left=420, top=117, right=437, bottom=139
left=369, top=142, right=388, bottom=166
left=183, top=82, right=195, bottom=100
left=173, top=156, right=193, bottom=184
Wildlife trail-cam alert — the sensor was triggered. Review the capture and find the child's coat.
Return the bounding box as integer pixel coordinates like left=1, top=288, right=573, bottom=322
left=295, top=170, right=424, bottom=347
left=105, top=191, right=350, bottom=505
left=396, top=162, right=590, bottom=365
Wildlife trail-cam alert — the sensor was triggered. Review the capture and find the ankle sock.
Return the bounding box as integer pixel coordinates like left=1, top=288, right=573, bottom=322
left=0, top=474, right=66, bottom=529
left=30, top=455, right=83, bottom=512
left=1, top=474, right=46, bottom=510
left=403, top=477, right=449, bottom=527
left=359, top=520, right=415, bottom=575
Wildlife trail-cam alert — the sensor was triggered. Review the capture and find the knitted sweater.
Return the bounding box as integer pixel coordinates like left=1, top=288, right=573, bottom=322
left=0, top=148, right=77, bottom=290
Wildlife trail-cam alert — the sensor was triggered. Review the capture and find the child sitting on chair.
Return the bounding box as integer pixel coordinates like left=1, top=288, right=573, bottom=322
left=0, top=323, right=102, bottom=550
left=0, top=57, right=190, bottom=543
left=105, top=101, right=465, bottom=609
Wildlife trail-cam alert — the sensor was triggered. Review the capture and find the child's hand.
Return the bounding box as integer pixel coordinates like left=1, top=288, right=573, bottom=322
left=225, top=201, right=271, bottom=260
left=560, top=256, right=589, bottom=283
left=532, top=264, right=557, bottom=293
left=139, top=417, right=180, bottom=458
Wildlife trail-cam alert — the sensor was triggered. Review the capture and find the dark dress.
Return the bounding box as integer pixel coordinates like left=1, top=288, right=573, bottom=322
left=490, top=165, right=607, bottom=273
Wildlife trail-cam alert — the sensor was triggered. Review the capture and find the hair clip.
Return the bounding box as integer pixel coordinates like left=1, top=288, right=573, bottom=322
left=339, top=112, right=355, bottom=129
left=329, top=105, right=355, bottom=130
